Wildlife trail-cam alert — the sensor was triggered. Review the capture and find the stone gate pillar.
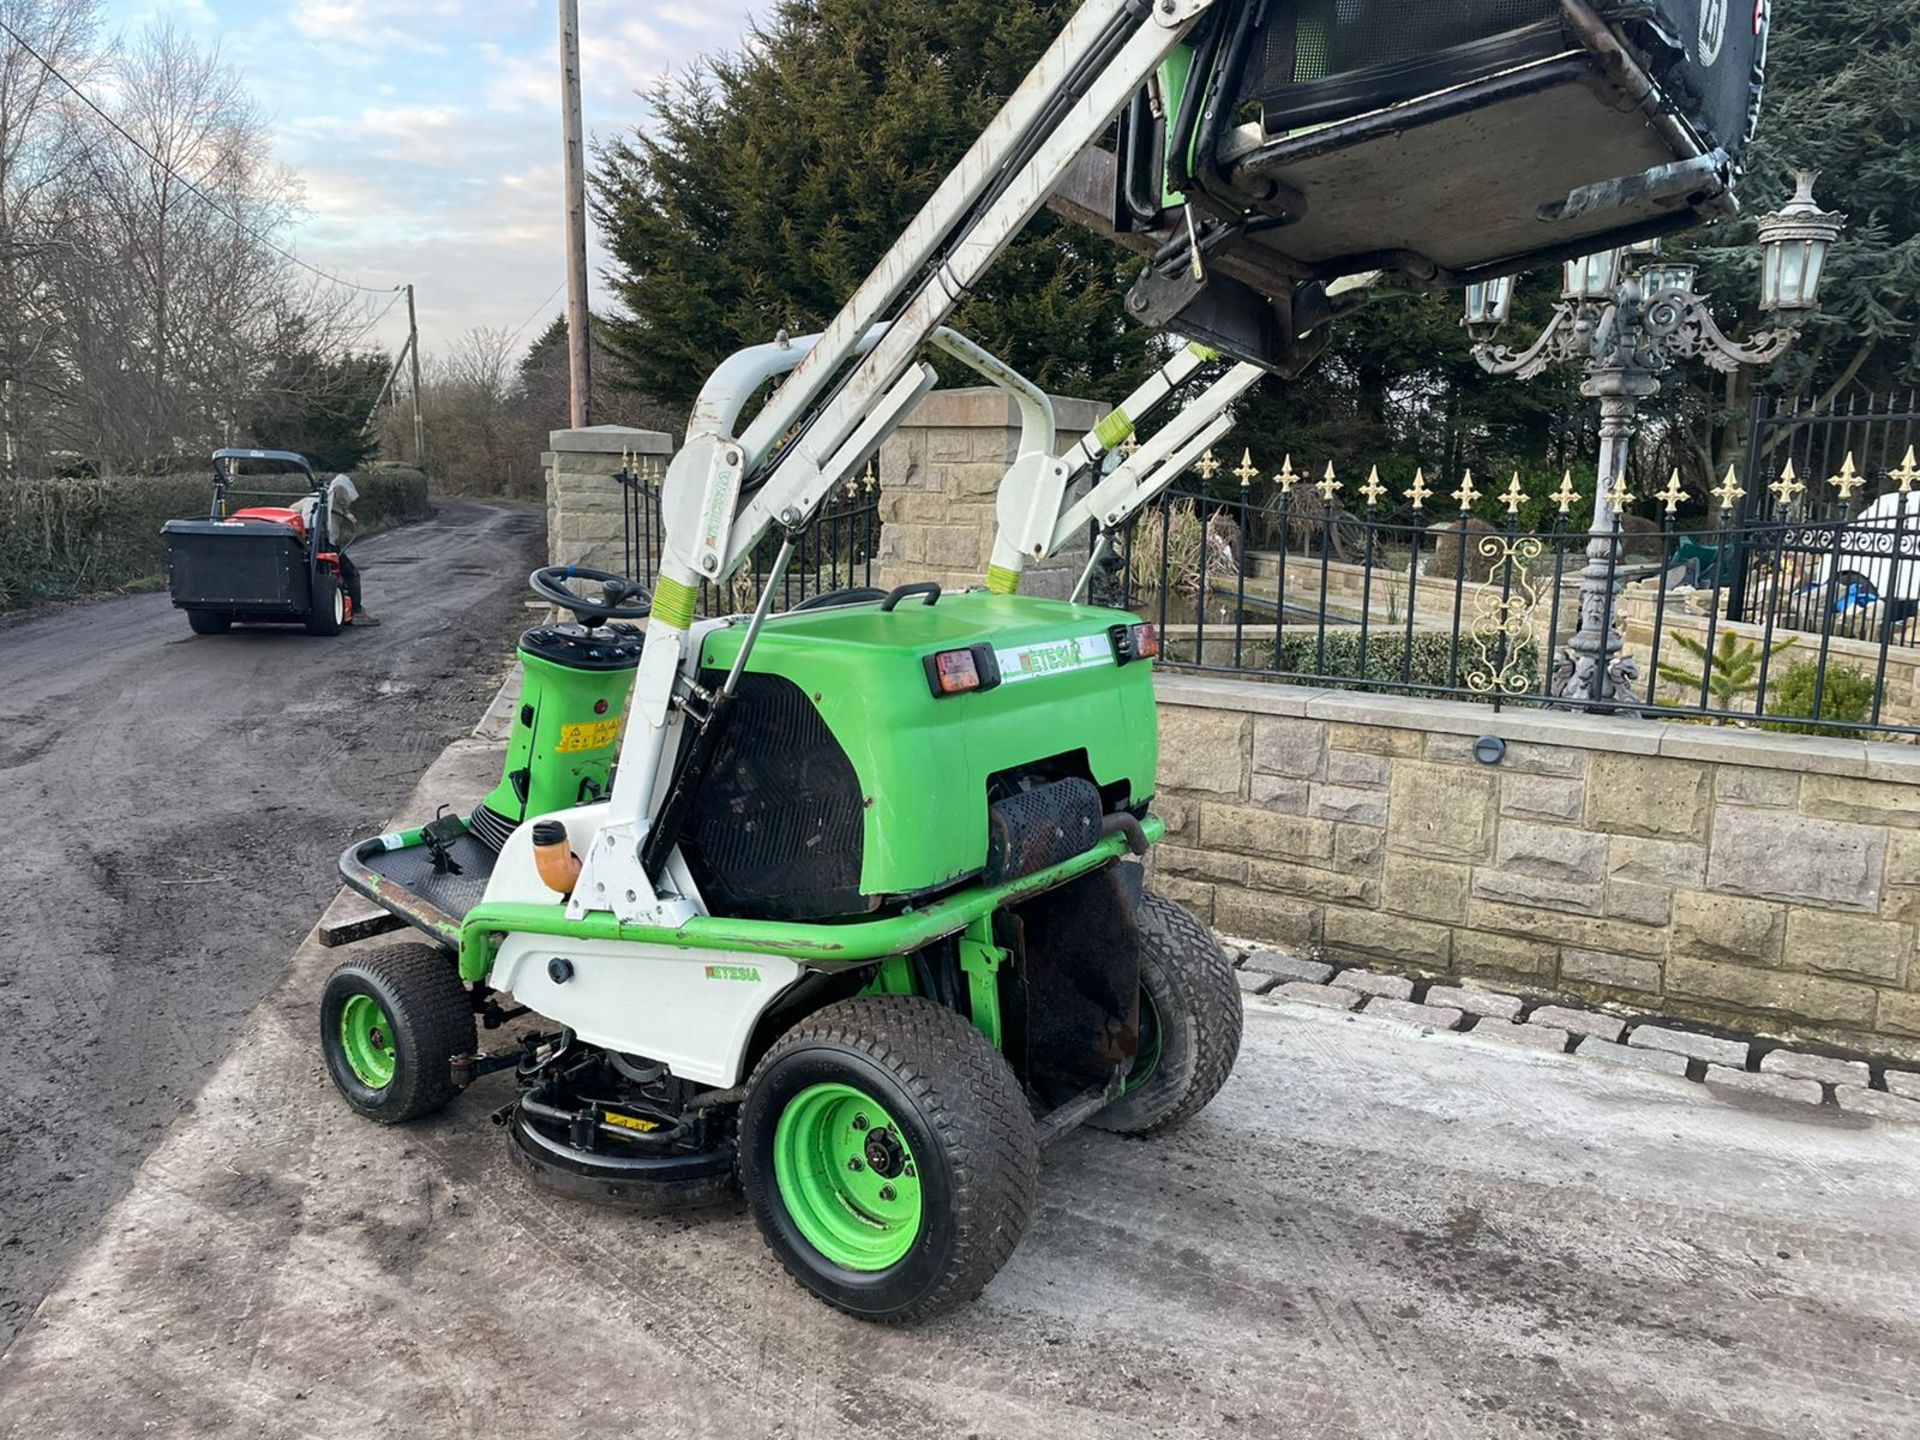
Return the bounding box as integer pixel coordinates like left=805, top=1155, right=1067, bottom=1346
left=543, top=424, right=674, bottom=571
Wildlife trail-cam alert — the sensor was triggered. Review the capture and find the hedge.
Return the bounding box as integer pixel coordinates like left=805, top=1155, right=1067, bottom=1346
left=1275, top=628, right=1542, bottom=701
left=0, top=465, right=429, bottom=612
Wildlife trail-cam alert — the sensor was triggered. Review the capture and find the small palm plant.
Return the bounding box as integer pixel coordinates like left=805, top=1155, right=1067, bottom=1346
left=1655, top=632, right=1797, bottom=722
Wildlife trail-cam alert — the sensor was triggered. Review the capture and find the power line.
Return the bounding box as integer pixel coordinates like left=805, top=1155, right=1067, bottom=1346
left=504, top=280, right=568, bottom=350
left=340, top=288, right=407, bottom=353
left=0, top=16, right=401, bottom=297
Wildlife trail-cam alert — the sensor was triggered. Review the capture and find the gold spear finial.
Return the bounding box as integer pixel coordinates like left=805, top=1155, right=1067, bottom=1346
left=1196, top=448, right=1221, bottom=481
left=1452, top=468, right=1481, bottom=511
left=1406, top=468, right=1432, bottom=511
left=1551, top=470, right=1580, bottom=516
left=1234, top=449, right=1259, bottom=488
left=1829, top=451, right=1866, bottom=500
left=1894, top=446, right=1920, bottom=494
left=1711, top=464, right=1746, bottom=512
left=1274, top=455, right=1299, bottom=494
left=1316, top=461, right=1340, bottom=502
left=1655, top=468, right=1686, bottom=514
left=1500, top=471, right=1527, bottom=516
left=1770, top=458, right=1804, bottom=508
left=1360, top=465, right=1387, bottom=508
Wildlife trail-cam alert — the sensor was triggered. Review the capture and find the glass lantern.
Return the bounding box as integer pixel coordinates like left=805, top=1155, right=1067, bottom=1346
left=1639, top=261, right=1699, bottom=296
left=1463, top=275, right=1515, bottom=331
left=1756, top=172, right=1845, bottom=313
left=1562, top=249, right=1621, bottom=301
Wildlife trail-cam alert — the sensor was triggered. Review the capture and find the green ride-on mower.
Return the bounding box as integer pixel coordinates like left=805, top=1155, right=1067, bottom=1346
left=316, top=0, right=1768, bottom=1319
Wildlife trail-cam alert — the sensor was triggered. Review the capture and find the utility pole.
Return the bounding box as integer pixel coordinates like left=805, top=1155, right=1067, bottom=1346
left=558, top=0, right=592, bottom=429
left=405, top=283, right=425, bottom=466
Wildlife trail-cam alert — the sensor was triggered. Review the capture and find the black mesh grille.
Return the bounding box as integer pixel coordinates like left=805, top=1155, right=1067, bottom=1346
left=984, top=778, right=1103, bottom=887
left=678, top=672, right=868, bottom=921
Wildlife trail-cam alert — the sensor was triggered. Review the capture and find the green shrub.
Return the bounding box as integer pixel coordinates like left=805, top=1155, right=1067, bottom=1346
left=0, top=467, right=430, bottom=612
left=1761, top=658, right=1879, bottom=736
left=1275, top=629, right=1540, bottom=701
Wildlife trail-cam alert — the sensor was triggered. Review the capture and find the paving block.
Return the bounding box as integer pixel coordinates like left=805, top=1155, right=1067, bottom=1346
left=1574, top=1037, right=1689, bottom=1076
left=1424, top=985, right=1523, bottom=1021
left=1361, top=997, right=1464, bottom=1031
left=1329, top=968, right=1415, bottom=1000
left=1236, top=969, right=1278, bottom=996
left=1758, top=1049, right=1871, bottom=1088
left=1241, top=949, right=1333, bottom=985
left=1627, top=1025, right=1750, bottom=1068
left=1704, top=1065, right=1824, bottom=1105
left=1527, top=1005, right=1626, bottom=1043
left=1834, top=1087, right=1920, bottom=1123
left=1467, top=1020, right=1570, bottom=1054
left=1885, top=1070, right=1920, bottom=1100
left=1260, top=981, right=1361, bottom=1012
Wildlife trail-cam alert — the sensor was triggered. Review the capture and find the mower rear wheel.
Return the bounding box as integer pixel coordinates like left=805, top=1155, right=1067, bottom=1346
left=305, top=570, right=345, bottom=636
left=320, top=944, right=474, bottom=1123
left=1092, top=894, right=1242, bottom=1137
left=186, top=609, right=232, bottom=635
left=739, top=995, right=1038, bottom=1323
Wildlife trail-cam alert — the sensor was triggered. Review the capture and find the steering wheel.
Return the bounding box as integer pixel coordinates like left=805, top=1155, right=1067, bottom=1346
left=529, top=565, right=653, bottom=627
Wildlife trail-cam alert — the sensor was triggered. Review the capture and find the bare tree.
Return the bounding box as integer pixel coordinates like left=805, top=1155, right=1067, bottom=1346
left=0, top=0, right=103, bottom=479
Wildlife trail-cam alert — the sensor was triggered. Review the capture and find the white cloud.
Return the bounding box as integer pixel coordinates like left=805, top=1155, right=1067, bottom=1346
left=92, top=0, right=772, bottom=355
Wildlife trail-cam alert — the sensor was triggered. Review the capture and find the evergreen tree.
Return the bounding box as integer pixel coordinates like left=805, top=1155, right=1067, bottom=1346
left=592, top=0, right=1152, bottom=414
left=248, top=345, right=389, bottom=473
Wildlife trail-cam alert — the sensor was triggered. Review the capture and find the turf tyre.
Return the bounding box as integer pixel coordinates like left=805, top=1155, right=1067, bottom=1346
left=320, top=944, right=473, bottom=1123
left=1091, top=893, right=1242, bottom=1137
left=305, top=570, right=345, bottom=635
left=186, top=609, right=232, bottom=635
left=739, top=995, right=1038, bottom=1323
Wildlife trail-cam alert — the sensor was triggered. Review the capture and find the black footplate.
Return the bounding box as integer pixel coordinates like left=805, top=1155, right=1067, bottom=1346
left=984, top=777, right=1102, bottom=886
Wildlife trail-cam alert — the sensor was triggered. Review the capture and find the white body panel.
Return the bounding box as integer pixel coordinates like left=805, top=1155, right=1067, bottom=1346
left=1815, top=492, right=1920, bottom=602
left=487, top=933, right=800, bottom=1088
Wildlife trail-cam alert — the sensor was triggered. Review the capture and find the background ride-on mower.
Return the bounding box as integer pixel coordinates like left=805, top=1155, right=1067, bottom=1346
left=313, top=0, right=1767, bottom=1322
left=161, top=448, right=359, bottom=637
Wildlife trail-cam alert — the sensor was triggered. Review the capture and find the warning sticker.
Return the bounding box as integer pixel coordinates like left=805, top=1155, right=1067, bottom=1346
left=555, top=717, right=621, bottom=753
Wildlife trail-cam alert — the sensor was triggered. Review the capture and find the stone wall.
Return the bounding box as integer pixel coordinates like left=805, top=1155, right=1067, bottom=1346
left=872, top=386, right=1107, bottom=599
left=544, top=424, right=673, bottom=571
left=1151, top=674, right=1920, bottom=1060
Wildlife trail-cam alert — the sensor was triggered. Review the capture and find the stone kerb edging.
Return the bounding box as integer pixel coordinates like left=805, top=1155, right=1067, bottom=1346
left=1157, top=674, right=1920, bottom=783
left=1226, top=938, right=1920, bottom=1123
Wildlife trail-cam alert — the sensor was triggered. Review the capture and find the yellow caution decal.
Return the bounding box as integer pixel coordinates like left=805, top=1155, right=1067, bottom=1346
left=555, top=717, right=621, bottom=753
left=601, top=1110, right=663, bottom=1134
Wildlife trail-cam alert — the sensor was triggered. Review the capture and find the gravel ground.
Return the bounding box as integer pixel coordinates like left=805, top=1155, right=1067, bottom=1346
left=0, top=500, right=542, bottom=1352
left=2, top=722, right=1917, bottom=1438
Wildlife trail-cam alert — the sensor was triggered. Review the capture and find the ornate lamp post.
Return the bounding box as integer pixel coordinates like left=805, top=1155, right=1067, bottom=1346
left=1463, top=174, right=1844, bottom=707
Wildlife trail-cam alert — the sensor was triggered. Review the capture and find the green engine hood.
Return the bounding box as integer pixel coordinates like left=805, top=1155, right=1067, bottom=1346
left=697, top=591, right=1158, bottom=900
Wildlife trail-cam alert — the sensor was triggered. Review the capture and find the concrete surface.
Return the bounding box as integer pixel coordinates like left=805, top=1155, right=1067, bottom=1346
left=3, top=728, right=1920, bottom=1437
left=0, top=501, right=543, bottom=1350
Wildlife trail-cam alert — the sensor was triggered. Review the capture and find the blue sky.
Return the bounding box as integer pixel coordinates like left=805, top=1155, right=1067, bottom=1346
left=99, top=0, right=766, bottom=358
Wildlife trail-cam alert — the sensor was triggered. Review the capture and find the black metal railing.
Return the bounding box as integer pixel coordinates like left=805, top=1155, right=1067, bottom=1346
left=1106, top=478, right=1920, bottom=739
left=615, top=460, right=882, bottom=618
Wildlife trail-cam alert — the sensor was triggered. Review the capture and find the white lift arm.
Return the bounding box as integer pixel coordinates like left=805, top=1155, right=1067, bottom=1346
left=579, top=0, right=1219, bottom=925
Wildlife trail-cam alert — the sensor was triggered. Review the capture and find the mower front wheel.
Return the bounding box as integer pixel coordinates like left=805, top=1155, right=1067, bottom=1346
left=1092, top=893, right=1242, bottom=1137
left=739, top=995, right=1038, bottom=1323
left=320, top=944, right=474, bottom=1123
left=186, top=609, right=232, bottom=635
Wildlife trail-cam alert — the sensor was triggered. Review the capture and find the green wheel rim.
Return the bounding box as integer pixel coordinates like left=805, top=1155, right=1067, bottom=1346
left=339, top=994, right=398, bottom=1088
left=1122, top=989, right=1164, bottom=1096
left=772, top=1082, right=923, bottom=1271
